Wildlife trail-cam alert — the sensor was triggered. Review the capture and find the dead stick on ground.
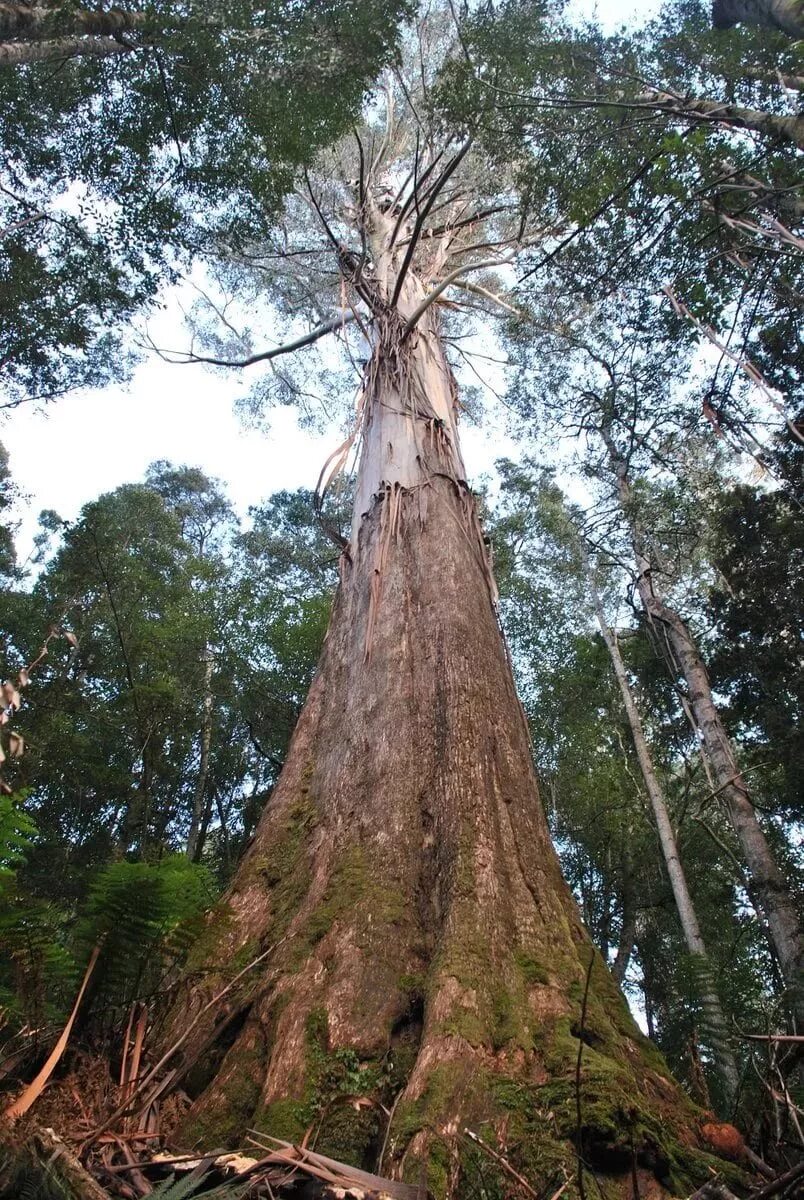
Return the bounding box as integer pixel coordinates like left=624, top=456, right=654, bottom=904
left=32, top=1129, right=112, bottom=1200
left=547, top=1180, right=574, bottom=1200
left=82, top=937, right=288, bottom=1150
left=748, top=1159, right=804, bottom=1200
left=4, top=944, right=101, bottom=1120
left=462, top=1129, right=541, bottom=1199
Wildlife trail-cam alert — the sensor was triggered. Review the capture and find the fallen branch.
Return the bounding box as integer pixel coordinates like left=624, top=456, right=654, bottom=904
left=31, top=1129, right=112, bottom=1200
left=4, top=944, right=101, bottom=1120
left=749, top=1160, right=804, bottom=1200
left=688, top=1182, right=739, bottom=1200
left=462, top=1128, right=543, bottom=1200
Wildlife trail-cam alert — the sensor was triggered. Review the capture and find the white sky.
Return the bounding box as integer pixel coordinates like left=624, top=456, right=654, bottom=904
left=1, top=0, right=659, bottom=560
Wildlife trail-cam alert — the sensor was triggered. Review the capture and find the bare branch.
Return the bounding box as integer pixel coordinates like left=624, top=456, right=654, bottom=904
left=154, top=313, right=357, bottom=369
left=402, top=249, right=517, bottom=337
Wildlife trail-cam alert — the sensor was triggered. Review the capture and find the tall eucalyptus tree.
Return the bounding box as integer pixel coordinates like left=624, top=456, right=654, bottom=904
left=151, top=8, right=719, bottom=1194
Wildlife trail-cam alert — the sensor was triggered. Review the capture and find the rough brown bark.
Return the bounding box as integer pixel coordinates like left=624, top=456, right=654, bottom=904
left=712, top=0, right=804, bottom=39
left=159, top=276, right=729, bottom=1197
left=602, top=428, right=804, bottom=1032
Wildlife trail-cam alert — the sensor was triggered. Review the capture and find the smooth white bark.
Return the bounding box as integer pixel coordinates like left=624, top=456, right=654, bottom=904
left=603, top=429, right=804, bottom=1027
left=587, top=562, right=740, bottom=1102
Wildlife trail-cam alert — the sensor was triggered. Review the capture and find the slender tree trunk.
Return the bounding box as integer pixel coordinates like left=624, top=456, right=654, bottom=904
left=612, top=888, right=636, bottom=985
left=602, top=429, right=804, bottom=1030
left=586, top=561, right=740, bottom=1104
left=636, top=88, right=804, bottom=149
left=187, top=650, right=214, bottom=862
left=161, top=214, right=712, bottom=1195
left=0, top=34, right=133, bottom=65
left=0, top=5, right=145, bottom=41
left=712, top=0, right=804, bottom=39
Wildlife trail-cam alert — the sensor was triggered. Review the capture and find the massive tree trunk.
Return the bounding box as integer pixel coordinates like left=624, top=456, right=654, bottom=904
left=602, top=429, right=804, bottom=1032
left=712, top=0, right=804, bottom=38
left=586, top=563, right=740, bottom=1107
left=158, top=217, right=729, bottom=1197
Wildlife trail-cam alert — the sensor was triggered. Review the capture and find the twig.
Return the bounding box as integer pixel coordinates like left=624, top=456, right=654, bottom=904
left=154, top=313, right=355, bottom=368
left=462, top=1129, right=541, bottom=1199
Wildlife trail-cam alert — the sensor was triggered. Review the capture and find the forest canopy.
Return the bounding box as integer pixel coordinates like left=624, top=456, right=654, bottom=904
left=0, top=2, right=802, bottom=1199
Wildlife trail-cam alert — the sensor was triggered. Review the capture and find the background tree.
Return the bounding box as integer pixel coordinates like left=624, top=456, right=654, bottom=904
left=707, top=425, right=803, bottom=823
left=0, top=0, right=412, bottom=404
left=487, top=461, right=768, bottom=1119
left=0, top=442, right=16, bottom=580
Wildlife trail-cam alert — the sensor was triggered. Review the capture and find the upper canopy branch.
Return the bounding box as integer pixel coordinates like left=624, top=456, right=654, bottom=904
left=152, top=313, right=357, bottom=369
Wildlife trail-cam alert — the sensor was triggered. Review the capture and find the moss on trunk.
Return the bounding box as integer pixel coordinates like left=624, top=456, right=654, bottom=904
left=161, top=308, right=741, bottom=1198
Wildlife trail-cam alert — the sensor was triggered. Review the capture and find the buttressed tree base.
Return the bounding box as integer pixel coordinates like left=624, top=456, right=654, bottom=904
left=162, top=280, right=735, bottom=1200
left=153, top=12, right=748, bottom=1191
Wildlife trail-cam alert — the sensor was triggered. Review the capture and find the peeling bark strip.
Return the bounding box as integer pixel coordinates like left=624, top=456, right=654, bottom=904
left=602, top=428, right=804, bottom=1029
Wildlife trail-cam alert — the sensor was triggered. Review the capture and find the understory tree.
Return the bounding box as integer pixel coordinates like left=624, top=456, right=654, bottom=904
left=146, top=9, right=740, bottom=1195
left=0, top=471, right=338, bottom=1081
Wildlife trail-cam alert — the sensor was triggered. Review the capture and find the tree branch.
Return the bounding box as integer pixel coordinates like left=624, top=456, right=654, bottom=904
left=155, top=313, right=356, bottom=369
left=401, top=249, right=517, bottom=337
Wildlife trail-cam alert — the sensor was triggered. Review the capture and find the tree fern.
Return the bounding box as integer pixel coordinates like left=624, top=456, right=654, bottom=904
left=0, top=793, right=36, bottom=878
left=149, top=1162, right=252, bottom=1199
left=0, top=796, right=75, bottom=1028
left=76, top=855, right=215, bottom=1012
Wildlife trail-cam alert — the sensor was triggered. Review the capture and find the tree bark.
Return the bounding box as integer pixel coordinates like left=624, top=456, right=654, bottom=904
left=602, top=428, right=804, bottom=1031
left=712, top=0, right=804, bottom=39
left=586, top=561, right=740, bottom=1105
left=0, top=33, right=133, bottom=66
left=187, top=649, right=214, bottom=863
left=159, top=219, right=714, bottom=1195
left=0, top=4, right=144, bottom=41
left=636, top=88, right=804, bottom=150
